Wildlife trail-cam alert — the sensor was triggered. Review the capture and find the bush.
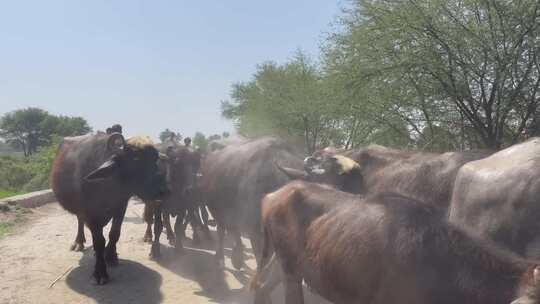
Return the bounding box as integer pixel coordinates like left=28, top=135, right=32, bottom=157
left=0, top=137, right=59, bottom=194
left=0, top=156, right=31, bottom=190
left=0, top=190, right=20, bottom=199
left=21, top=173, right=49, bottom=192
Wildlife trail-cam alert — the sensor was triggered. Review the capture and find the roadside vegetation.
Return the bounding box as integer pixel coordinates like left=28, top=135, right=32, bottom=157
left=223, top=0, right=540, bottom=153
left=0, top=204, right=31, bottom=238
left=0, top=108, right=230, bottom=198
left=0, top=108, right=90, bottom=197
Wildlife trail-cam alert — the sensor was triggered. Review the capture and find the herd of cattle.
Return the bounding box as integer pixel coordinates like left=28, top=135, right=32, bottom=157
left=49, top=126, right=540, bottom=304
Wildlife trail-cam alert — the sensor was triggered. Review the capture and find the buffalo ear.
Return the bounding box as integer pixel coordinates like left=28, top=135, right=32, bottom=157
left=85, top=159, right=119, bottom=181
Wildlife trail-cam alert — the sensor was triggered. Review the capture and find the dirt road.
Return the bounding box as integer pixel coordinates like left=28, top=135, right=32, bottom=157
left=0, top=200, right=330, bottom=304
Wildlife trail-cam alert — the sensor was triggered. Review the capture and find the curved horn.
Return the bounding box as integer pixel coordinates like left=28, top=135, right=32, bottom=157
left=274, top=161, right=307, bottom=180
left=107, top=133, right=125, bottom=153
left=304, top=156, right=316, bottom=165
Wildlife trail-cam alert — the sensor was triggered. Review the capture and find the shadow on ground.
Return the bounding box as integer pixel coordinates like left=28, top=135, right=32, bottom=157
left=156, top=240, right=331, bottom=304
left=156, top=245, right=251, bottom=304
left=66, top=250, right=163, bottom=304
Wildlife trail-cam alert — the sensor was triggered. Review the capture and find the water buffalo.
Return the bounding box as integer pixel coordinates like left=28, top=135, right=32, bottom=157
left=144, top=144, right=202, bottom=259
left=449, top=138, right=540, bottom=258
left=208, top=135, right=248, bottom=152
left=50, top=133, right=168, bottom=284
left=252, top=181, right=540, bottom=304
left=282, top=145, right=491, bottom=211
left=199, top=137, right=304, bottom=269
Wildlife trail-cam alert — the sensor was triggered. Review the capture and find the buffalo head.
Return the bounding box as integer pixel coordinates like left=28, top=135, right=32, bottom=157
left=276, top=152, right=363, bottom=193
left=85, top=133, right=169, bottom=201
left=162, top=145, right=201, bottom=198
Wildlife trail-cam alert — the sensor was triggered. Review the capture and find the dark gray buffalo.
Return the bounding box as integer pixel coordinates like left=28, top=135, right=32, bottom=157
left=144, top=144, right=203, bottom=259
left=50, top=133, right=168, bottom=284
left=199, top=137, right=304, bottom=269
left=280, top=145, right=492, bottom=211
left=252, top=181, right=540, bottom=304
left=449, top=138, right=540, bottom=258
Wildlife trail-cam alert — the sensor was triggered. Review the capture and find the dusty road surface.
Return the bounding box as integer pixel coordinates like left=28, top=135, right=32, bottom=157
left=0, top=200, right=331, bottom=304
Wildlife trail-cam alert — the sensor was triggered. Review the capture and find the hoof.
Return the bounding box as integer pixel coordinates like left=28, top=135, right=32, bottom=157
left=254, top=293, right=272, bottom=304
left=208, top=219, right=217, bottom=227
left=192, top=235, right=201, bottom=245
left=174, top=245, right=185, bottom=256
left=105, top=251, right=119, bottom=267
left=168, top=237, right=176, bottom=246
left=70, top=242, right=85, bottom=252
left=143, top=234, right=152, bottom=243
left=149, top=244, right=161, bottom=260
left=93, top=270, right=110, bottom=285
left=231, top=246, right=244, bottom=270
left=215, top=255, right=225, bottom=269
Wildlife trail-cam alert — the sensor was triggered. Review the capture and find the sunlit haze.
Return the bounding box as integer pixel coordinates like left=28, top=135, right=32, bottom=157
left=0, top=0, right=342, bottom=140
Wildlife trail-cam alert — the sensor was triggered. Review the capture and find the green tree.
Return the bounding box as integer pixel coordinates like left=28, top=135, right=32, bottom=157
left=325, top=0, right=540, bottom=149
left=0, top=108, right=48, bottom=156
left=208, top=134, right=221, bottom=141
left=222, top=51, right=337, bottom=153
left=0, top=108, right=91, bottom=156
left=192, top=132, right=208, bottom=151
left=159, top=128, right=182, bottom=144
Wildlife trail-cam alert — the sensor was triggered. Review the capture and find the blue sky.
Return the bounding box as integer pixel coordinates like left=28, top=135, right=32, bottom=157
left=0, top=1, right=343, bottom=140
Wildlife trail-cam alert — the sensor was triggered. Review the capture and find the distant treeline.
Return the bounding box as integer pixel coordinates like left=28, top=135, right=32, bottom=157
left=0, top=107, right=231, bottom=196
left=0, top=108, right=91, bottom=195
left=222, top=0, right=540, bottom=153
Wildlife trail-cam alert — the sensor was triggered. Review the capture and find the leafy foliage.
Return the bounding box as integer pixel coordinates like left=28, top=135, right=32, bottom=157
left=192, top=132, right=208, bottom=151
left=324, top=0, right=540, bottom=149
left=222, top=51, right=338, bottom=153
left=0, top=108, right=91, bottom=156
left=223, top=0, right=540, bottom=151
left=159, top=128, right=182, bottom=144
left=0, top=134, right=62, bottom=193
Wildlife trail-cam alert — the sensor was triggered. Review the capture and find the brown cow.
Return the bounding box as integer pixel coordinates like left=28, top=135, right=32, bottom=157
left=51, top=133, right=168, bottom=284
left=252, top=181, right=540, bottom=304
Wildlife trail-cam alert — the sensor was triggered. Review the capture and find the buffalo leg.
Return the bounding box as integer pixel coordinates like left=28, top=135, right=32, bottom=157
left=173, top=214, right=185, bottom=255
left=188, top=207, right=203, bottom=244
left=284, top=274, right=304, bottom=304
left=163, top=212, right=176, bottom=246
left=252, top=231, right=279, bottom=304
left=105, top=202, right=127, bottom=266
left=150, top=204, right=163, bottom=260
left=143, top=202, right=153, bottom=243
left=231, top=229, right=244, bottom=270
left=70, top=215, right=86, bottom=251
left=254, top=260, right=281, bottom=304
left=199, top=206, right=212, bottom=240
left=215, top=222, right=225, bottom=268
left=90, top=225, right=108, bottom=285
left=180, top=209, right=188, bottom=239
